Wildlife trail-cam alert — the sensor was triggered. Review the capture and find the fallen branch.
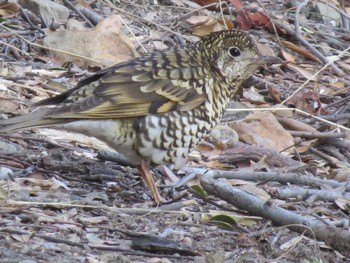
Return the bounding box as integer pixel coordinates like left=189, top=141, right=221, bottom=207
left=199, top=175, right=350, bottom=257
left=288, top=131, right=347, bottom=139
left=181, top=167, right=350, bottom=191
left=272, top=187, right=350, bottom=202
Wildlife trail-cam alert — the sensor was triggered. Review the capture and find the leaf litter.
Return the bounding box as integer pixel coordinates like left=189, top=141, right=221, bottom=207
left=1, top=0, right=350, bottom=262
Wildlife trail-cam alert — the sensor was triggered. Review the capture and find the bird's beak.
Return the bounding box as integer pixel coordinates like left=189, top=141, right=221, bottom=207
left=246, top=56, right=282, bottom=66
left=260, top=56, right=283, bottom=65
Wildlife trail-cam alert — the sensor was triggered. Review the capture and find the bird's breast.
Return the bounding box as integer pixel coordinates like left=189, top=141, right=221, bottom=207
left=135, top=104, right=220, bottom=169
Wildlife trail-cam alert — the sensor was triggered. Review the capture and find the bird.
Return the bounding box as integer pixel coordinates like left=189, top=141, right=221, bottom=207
left=0, top=30, right=278, bottom=203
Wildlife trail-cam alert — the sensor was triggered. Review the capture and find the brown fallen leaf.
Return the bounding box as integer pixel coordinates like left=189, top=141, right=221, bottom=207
left=277, top=117, right=318, bottom=132
left=281, top=49, right=296, bottom=63
left=295, top=139, right=317, bottom=154
left=282, top=40, right=318, bottom=62
left=286, top=90, right=322, bottom=114
left=268, top=85, right=283, bottom=103
left=230, top=111, right=294, bottom=153
left=229, top=0, right=243, bottom=10
left=335, top=198, right=350, bottom=212
left=256, top=42, right=276, bottom=57
left=0, top=2, right=20, bottom=17
left=43, top=15, right=138, bottom=67
left=249, top=11, right=270, bottom=27
left=286, top=63, right=317, bottom=81
left=186, top=15, right=228, bottom=35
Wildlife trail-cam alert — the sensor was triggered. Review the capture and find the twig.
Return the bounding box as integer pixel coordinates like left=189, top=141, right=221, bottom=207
left=97, top=149, right=134, bottom=167
left=19, top=8, right=45, bottom=34
left=325, top=138, right=350, bottom=152
left=0, top=40, right=32, bottom=57
left=256, top=0, right=282, bottom=46
left=288, top=130, right=347, bottom=139
left=101, top=0, right=192, bottom=41
left=0, top=228, right=194, bottom=259
left=181, top=167, right=350, bottom=191
left=0, top=228, right=85, bottom=248
left=294, top=0, right=343, bottom=75
left=319, top=145, right=348, bottom=163
left=177, top=2, right=219, bottom=21
left=273, top=187, right=350, bottom=202
left=316, top=113, right=350, bottom=121
left=79, top=8, right=102, bottom=25
left=62, top=0, right=94, bottom=27
left=118, top=14, right=147, bottom=53
left=309, top=147, right=342, bottom=167
left=6, top=200, right=198, bottom=216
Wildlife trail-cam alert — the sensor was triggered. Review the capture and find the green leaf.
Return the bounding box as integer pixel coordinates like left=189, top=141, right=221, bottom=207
left=210, top=214, right=237, bottom=230
left=191, top=184, right=208, bottom=198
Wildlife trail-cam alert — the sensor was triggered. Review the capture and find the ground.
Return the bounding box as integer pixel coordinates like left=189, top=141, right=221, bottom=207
left=1, top=0, right=350, bottom=262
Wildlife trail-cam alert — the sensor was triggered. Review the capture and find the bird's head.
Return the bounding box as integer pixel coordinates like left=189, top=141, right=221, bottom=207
left=199, top=30, right=279, bottom=86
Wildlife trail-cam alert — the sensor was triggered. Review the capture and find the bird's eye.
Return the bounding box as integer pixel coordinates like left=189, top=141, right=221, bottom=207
left=228, top=47, right=241, bottom=57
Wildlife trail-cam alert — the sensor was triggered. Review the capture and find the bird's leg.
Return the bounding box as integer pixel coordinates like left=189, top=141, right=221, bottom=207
left=137, top=159, right=164, bottom=204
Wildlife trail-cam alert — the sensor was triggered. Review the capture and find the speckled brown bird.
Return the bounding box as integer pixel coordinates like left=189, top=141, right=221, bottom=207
left=0, top=30, right=277, bottom=203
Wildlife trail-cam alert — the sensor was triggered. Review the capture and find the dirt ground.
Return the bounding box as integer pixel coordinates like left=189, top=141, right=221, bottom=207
left=1, top=0, right=350, bottom=262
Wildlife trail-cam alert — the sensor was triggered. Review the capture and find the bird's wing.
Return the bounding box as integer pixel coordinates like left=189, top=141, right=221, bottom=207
left=43, top=49, right=210, bottom=119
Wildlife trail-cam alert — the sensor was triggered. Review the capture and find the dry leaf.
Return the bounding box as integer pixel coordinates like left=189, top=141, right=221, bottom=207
left=186, top=15, right=215, bottom=26
left=228, top=0, right=243, bottom=9
left=329, top=81, right=345, bottom=89
left=277, top=117, right=318, bottom=132
left=282, top=41, right=318, bottom=62
left=280, top=236, right=303, bottom=251
left=152, top=40, right=168, bottom=50
left=239, top=184, right=271, bottom=201
left=230, top=111, right=294, bottom=153
left=268, top=85, right=282, bottom=103
left=336, top=60, right=350, bottom=72
left=333, top=168, right=350, bottom=182
left=0, top=99, right=28, bottom=115
left=236, top=9, right=271, bottom=30
left=217, top=17, right=234, bottom=30
left=286, top=91, right=321, bottom=114
left=281, top=49, right=296, bottom=63
left=43, top=15, right=138, bottom=67
left=243, top=87, right=265, bottom=103
left=192, top=0, right=220, bottom=9
left=37, top=128, right=109, bottom=150
left=296, top=139, right=317, bottom=153
left=346, top=7, right=350, bottom=15
left=335, top=198, right=350, bottom=211
left=0, top=2, right=20, bottom=17
left=249, top=11, right=270, bottom=27
left=194, top=24, right=216, bottom=36
left=186, top=15, right=225, bottom=35
left=286, top=63, right=317, bottom=81
left=256, top=43, right=276, bottom=57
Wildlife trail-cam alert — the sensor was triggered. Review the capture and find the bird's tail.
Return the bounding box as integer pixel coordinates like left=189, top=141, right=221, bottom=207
left=0, top=110, right=63, bottom=134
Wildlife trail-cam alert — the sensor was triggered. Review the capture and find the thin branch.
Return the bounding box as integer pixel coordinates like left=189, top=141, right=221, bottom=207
left=181, top=167, right=350, bottom=191
left=200, top=175, right=350, bottom=257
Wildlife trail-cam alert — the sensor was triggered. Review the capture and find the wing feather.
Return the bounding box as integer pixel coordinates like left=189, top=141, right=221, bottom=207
left=42, top=48, right=210, bottom=119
